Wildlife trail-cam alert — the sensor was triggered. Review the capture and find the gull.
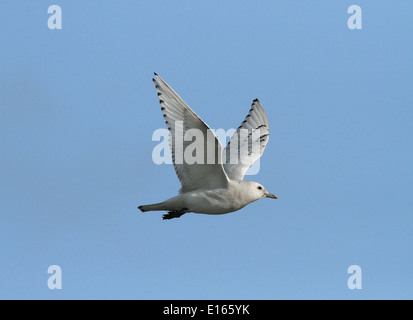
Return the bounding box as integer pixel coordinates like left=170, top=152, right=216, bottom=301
left=138, top=73, right=278, bottom=220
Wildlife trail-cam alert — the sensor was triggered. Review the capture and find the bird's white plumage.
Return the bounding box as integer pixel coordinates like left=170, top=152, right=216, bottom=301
left=138, top=74, right=277, bottom=220
left=153, top=74, right=229, bottom=193
left=223, top=99, right=270, bottom=181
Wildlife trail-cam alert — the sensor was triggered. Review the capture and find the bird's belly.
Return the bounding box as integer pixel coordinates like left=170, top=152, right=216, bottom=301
left=183, top=190, right=240, bottom=214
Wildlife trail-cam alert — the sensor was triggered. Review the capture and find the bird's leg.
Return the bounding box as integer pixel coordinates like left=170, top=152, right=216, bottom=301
left=162, top=208, right=188, bottom=220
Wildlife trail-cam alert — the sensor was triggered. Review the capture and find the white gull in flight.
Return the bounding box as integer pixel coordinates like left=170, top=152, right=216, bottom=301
left=138, top=73, right=278, bottom=220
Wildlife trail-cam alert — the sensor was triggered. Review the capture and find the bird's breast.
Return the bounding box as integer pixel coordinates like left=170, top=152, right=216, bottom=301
left=182, top=189, right=241, bottom=214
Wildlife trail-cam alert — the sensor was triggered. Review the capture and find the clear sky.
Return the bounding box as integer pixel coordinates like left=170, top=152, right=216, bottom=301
left=1, top=1, right=412, bottom=299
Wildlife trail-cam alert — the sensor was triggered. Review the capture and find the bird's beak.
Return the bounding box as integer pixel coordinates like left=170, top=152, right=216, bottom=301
left=266, top=193, right=278, bottom=199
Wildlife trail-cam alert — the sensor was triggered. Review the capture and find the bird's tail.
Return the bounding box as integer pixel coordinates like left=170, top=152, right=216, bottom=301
left=138, top=202, right=168, bottom=212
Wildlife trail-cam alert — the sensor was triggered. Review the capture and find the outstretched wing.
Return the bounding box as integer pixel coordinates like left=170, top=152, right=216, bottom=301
left=153, top=73, right=229, bottom=193
left=223, top=99, right=270, bottom=181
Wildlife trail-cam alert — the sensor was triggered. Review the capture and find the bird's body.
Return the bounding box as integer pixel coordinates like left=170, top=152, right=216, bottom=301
left=139, top=180, right=273, bottom=218
left=138, top=73, right=278, bottom=220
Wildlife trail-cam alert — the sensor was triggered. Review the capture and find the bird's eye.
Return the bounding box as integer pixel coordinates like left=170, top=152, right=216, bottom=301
left=257, top=186, right=262, bottom=190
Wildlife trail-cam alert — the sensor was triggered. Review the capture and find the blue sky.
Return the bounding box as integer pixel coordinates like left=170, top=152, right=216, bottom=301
left=1, top=1, right=412, bottom=299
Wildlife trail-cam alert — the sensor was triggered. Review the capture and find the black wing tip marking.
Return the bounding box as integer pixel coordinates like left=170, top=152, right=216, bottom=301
left=152, top=78, right=160, bottom=88
left=154, top=72, right=158, bottom=76
left=250, top=98, right=259, bottom=109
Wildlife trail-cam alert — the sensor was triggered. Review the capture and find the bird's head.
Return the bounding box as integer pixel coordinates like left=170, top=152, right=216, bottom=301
left=242, top=181, right=278, bottom=202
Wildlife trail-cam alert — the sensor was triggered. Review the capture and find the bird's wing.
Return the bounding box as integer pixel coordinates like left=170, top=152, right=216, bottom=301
left=223, top=99, right=270, bottom=181
left=153, top=74, right=229, bottom=193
